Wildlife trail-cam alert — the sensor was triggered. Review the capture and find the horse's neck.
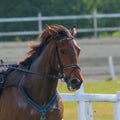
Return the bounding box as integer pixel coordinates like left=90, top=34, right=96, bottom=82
left=23, top=46, right=58, bottom=105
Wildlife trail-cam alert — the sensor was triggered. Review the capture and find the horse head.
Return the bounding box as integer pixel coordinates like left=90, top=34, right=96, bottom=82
left=19, top=24, right=83, bottom=91
left=47, top=25, right=84, bottom=91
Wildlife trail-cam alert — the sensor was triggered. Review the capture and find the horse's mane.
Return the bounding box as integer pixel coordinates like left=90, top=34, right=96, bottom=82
left=19, top=24, right=72, bottom=66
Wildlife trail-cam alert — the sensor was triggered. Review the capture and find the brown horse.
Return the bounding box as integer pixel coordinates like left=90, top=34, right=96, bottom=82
left=0, top=25, right=83, bottom=120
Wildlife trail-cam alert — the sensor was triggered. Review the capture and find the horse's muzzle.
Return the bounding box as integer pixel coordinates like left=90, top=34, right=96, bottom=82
left=67, top=78, right=83, bottom=91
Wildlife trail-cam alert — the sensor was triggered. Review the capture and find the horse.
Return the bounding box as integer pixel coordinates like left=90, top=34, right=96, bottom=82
left=0, top=24, right=83, bottom=120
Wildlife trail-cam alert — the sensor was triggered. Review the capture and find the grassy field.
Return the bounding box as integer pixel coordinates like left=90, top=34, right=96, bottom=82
left=58, top=78, right=120, bottom=120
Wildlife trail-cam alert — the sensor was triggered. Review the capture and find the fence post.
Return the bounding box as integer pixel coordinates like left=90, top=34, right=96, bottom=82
left=114, top=92, right=120, bottom=120
left=38, top=13, right=42, bottom=34
left=86, top=102, right=93, bottom=120
left=108, top=56, right=116, bottom=80
left=76, top=84, right=86, bottom=120
left=93, top=10, right=98, bottom=38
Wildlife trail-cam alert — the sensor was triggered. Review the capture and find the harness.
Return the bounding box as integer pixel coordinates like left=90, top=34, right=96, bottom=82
left=18, top=82, right=58, bottom=120
left=0, top=37, right=80, bottom=120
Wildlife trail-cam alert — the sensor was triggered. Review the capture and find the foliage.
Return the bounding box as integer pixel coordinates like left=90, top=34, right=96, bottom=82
left=0, top=0, right=120, bottom=41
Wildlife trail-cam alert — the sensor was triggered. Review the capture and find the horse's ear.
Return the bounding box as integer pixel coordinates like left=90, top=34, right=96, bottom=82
left=70, top=25, right=77, bottom=37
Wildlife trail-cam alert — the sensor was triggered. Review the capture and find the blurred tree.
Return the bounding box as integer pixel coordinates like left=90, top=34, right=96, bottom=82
left=0, top=0, right=120, bottom=40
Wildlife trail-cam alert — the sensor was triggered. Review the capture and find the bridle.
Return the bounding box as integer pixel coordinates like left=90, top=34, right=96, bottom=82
left=0, top=37, right=80, bottom=81
left=54, top=37, right=80, bottom=82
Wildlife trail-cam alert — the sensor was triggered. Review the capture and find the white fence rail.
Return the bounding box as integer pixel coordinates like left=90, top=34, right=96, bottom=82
left=61, top=85, right=120, bottom=120
left=0, top=11, right=120, bottom=37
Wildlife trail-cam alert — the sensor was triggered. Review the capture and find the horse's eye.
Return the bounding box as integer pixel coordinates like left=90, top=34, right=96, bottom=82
left=60, top=50, right=65, bottom=54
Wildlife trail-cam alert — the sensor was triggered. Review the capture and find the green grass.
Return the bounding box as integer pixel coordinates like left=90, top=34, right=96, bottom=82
left=58, top=79, right=120, bottom=120
left=58, top=83, right=77, bottom=120
left=112, top=31, right=120, bottom=37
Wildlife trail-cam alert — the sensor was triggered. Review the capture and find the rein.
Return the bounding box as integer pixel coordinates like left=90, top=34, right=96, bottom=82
left=3, top=65, right=59, bottom=79
left=0, top=63, right=80, bottom=79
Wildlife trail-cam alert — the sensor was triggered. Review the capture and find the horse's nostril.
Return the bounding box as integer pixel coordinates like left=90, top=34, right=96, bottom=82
left=71, top=78, right=83, bottom=86
left=68, top=79, right=83, bottom=91
left=71, top=79, right=78, bottom=85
